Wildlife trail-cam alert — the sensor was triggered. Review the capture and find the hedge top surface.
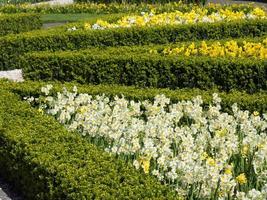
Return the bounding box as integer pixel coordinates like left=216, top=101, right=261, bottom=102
left=0, top=88, right=177, bottom=199
left=1, top=80, right=267, bottom=113
left=20, top=43, right=267, bottom=92
left=0, top=12, right=41, bottom=36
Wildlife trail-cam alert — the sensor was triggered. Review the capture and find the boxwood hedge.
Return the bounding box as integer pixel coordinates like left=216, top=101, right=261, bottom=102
left=0, top=2, right=256, bottom=14
left=0, top=88, right=177, bottom=199
left=19, top=47, right=267, bottom=92
left=1, top=19, right=266, bottom=70
left=1, top=80, right=266, bottom=114
left=0, top=13, right=41, bottom=36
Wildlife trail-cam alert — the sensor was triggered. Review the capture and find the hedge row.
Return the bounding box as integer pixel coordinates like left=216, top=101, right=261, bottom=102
left=0, top=2, right=256, bottom=14
left=1, top=80, right=267, bottom=114
left=0, top=88, right=177, bottom=199
left=1, top=19, right=266, bottom=70
left=0, top=13, right=41, bottom=36
left=73, top=0, right=200, bottom=4
left=0, top=0, right=47, bottom=5
left=18, top=46, right=266, bottom=92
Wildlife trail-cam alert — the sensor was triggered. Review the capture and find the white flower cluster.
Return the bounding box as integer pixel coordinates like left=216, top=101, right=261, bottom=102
left=31, top=85, right=267, bottom=199
left=88, top=7, right=266, bottom=31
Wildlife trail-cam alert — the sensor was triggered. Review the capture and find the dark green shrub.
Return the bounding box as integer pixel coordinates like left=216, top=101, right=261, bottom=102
left=0, top=13, right=41, bottom=36
left=0, top=88, right=177, bottom=199
left=0, top=19, right=266, bottom=70
left=19, top=47, right=267, bottom=92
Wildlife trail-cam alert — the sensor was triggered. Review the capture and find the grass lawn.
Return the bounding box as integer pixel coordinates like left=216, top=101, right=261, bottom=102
left=41, top=13, right=109, bottom=23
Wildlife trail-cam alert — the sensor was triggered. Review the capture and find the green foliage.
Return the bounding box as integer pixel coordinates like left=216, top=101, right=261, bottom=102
left=1, top=80, right=267, bottom=114
left=17, top=46, right=266, bottom=92
left=0, top=13, right=41, bottom=36
left=183, top=0, right=207, bottom=6
left=74, top=0, right=182, bottom=3
left=0, top=2, right=256, bottom=14
left=0, top=88, right=177, bottom=199
left=0, top=0, right=46, bottom=5
left=0, top=19, right=266, bottom=70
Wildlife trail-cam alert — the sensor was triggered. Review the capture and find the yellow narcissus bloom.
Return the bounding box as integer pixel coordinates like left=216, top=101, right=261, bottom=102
left=215, top=128, right=228, bottom=137
left=160, top=38, right=267, bottom=59
left=252, top=7, right=266, bottom=18
left=206, top=157, right=216, bottom=167
left=224, top=165, right=232, bottom=175
left=200, top=152, right=209, bottom=160
left=78, top=106, right=88, bottom=114
left=241, top=144, right=249, bottom=157
left=95, top=19, right=111, bottom=28
left=236, top=173, right=247, bottom=185
left=253, top=111, right=260, bottom=116
left=38, top=108, right=44, bottom=114
left=84, top=23, right=91, bottom=30
left=139, top=156, right=151, bottom=174
left=199, top=41, right=209, bottom=56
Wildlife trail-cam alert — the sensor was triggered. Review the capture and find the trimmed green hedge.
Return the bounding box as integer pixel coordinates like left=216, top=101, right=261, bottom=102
left=1, top=80, right=267, bottom=114
left=1, top=19, right=266, bottom=70
left=19, top=47, right=267, bottom=92
left=0, top=0, right=47, bottom=4
left=0, top=13, right=41, bottom=36
left=0, top=2, right=256, bottom=14
left=0, top=88, right=177, bottom=199
left=73, top=0, right=198, bottom=4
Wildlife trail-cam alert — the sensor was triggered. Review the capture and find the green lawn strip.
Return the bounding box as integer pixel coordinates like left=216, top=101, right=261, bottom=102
left=41, top=13, right=127, bottom=23
left=1, top=80, right=266, bottom=114
left=0, top=88, right=177, bottom=199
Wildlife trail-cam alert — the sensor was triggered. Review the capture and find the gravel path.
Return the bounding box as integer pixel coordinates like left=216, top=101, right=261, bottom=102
left=42, top=22, right=67, bottom=29
left=0, top=177, right=22, bottom=200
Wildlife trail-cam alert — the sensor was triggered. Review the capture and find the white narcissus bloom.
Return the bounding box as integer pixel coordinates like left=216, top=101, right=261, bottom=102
left=27, top=85, right=267, bottom=199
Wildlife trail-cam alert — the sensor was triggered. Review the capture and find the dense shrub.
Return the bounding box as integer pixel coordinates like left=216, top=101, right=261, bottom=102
left=0, top=88, right=177, bottom=199
left=18, top=47, right=266, bottom=92
left=73, top=0, right=206, bottom=4
left=0, top=13, right=41, bottom=36
left=1, top=19, right=266, bottom=70
left=1, top=80, right=267, bottom=114
left=0, top=0, right=47, bottom=4
left=0, top=2, right=255, bottom=14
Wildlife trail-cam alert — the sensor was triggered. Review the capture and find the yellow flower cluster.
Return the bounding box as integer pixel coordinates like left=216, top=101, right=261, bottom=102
left=85, top=7, right=266, bottom=30
left=158, top=38, right=267, bottom=59
left=236, top=173, right=247, bottom=185
left=138, top=156, right=151, bottom=174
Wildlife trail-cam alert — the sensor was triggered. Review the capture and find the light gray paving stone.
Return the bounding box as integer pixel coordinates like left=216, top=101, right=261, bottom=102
left=0, top=69, right=23, bottom=82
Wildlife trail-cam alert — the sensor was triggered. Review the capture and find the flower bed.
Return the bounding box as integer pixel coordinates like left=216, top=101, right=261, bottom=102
left=152, top=38, right=267, bottom=59
left=0, top=88, right=176, bottom=199
left=83, top=7, right=266, bottom=30
left=25, top=84, right=267, bottom=199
